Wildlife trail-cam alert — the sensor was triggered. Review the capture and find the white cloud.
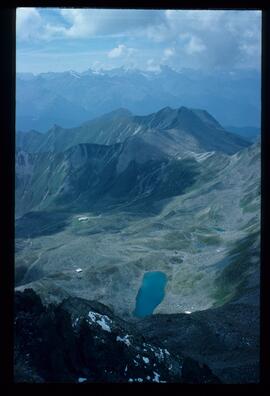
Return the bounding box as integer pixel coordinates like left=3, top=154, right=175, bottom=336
left=16, top=9, right=165, bottom=41
left=16, top=8, right=261, bottom=71
left=148, top=10, right=261, bottom=69
left=146, top=59, right=161, bottom=72
left=163, top=47, right=175, bottom=59
left=16, top=8, right=42, bottom=41
left=184, top=36, right=206, bottom=55
left=107, top=44, right=136, bottom=59
left=108, top=44, right=126, bottom=58
left=58, top=9, right=165, bottom=39
left=59, top=9, right=96, bottom=38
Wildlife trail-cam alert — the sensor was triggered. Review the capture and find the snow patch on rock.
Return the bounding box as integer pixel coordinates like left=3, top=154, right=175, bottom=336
left=116, top=334, right=131, bottom=346
left=87, top=311, right=112, bottom=332
left=78, top=377, right=87, bottom=383
left=78, top=216, right=89, bottom=222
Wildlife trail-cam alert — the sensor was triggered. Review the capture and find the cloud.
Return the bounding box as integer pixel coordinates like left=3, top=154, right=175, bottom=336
left=57, top=9, right=165, bottom=38
left=108, top=44, right=131, bottom=58
left=163, top=47, right=175, bottom=59
left=17, top=8, right=42, bottom=41
left=107, top=44, right=136, bottom=59
left=184, top=36, right=206, bottom=55
left=16, top=8, right=261, bottom=72
left=147, top=10, right=261, bottom=69
left=17, top=8, right=165, bottom=41
left=146, top=59, right=161, bottom=72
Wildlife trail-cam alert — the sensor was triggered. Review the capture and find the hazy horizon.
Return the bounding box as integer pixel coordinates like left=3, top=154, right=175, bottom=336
left=16, top=64, right=261, bottom=77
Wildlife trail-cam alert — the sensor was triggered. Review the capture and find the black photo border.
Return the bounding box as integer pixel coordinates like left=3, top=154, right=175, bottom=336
left=0, top=0, right=269, bottom=392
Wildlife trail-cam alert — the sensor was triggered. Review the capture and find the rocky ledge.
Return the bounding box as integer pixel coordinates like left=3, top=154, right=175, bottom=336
left=14, top=289, right=220, bottom=383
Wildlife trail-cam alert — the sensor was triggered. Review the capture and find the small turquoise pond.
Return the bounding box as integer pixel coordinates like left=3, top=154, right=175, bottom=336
left=133, top=271, right=167, bottom=318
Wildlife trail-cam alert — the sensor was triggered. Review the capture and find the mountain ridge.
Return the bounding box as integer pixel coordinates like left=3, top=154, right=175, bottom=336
left=16, top=106, right=250, bottom=156
left=16, top=66, right=260, bottom=132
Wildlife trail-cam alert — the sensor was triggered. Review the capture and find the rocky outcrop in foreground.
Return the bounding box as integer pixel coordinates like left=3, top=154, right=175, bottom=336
left=136, top=301, right=260, bottom=384
left=14, top=289, right=220, bottom=383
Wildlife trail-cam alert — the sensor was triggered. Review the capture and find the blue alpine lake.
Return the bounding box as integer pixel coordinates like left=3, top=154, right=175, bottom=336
left=133, top=271, right=167, bottom=318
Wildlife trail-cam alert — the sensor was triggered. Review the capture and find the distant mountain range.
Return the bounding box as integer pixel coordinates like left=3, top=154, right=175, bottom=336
left=16, top=66, right=261, bottom=132
left=15, top=106, right=250, bottom=216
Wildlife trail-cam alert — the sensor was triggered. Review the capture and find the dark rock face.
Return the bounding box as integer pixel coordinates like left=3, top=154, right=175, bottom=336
left=14, top=289, right=220, bottom=384
left=135, top=302, right=260, bottom=384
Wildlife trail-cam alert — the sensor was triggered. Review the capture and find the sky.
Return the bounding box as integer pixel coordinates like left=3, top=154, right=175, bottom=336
left=16, top=8, right=262, bottom=74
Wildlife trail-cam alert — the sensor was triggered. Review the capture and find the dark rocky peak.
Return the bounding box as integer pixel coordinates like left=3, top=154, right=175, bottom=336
left=171, top=106, right=208, bottom=130
left=14, top=289, right=221, bottom=384
left=60, top=296, right=115, bottom=318
left=133, top=106, right=223, bottom=133
left=189, top=108, right=224, bottom=129
left=133, top=106, right=176, bottom=130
